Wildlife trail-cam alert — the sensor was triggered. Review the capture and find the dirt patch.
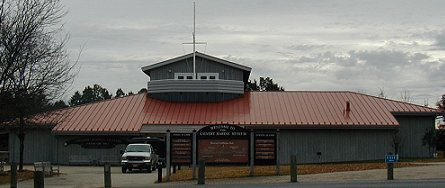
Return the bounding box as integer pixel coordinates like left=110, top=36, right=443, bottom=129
left=168, top=162, right=420, bottom=182
left=0, top=170, right=58, bottom=185
left=0, top=170, right=35, bottom=185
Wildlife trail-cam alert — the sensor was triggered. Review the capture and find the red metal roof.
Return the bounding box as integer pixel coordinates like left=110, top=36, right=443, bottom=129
left=23, top=91, right=438, bottom=134
left=141, top=91, right=437, bottom=127
left=44, top=93, right=146, bottom=134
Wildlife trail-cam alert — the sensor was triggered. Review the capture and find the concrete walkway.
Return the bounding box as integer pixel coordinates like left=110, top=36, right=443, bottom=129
left=1, top=163, right=444, bottom=187
left=157, top=162, right=445, bottom=186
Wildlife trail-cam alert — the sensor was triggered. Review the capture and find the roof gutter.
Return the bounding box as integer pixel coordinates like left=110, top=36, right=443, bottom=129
left=51, top=131, right=143, bottom=136
left=243, top=124, right=399, bottom=130
left=391, top=112, right=441, bottom=117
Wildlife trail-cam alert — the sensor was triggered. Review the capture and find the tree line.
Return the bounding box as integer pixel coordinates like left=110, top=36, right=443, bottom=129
left=67, top=77, right=284, bottom=106
left=67, top=84, right=147, bottom=106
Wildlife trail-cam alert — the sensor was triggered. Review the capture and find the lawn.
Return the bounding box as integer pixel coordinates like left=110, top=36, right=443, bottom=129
left=167, top=151, right=445, bottom=182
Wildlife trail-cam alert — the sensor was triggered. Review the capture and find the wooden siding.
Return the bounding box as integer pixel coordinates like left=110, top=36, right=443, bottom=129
left=149, top=56, right=244, bottom=81
left=396, top=116, right=435, bottom=158
left=278, top=129, right=393, bottom=164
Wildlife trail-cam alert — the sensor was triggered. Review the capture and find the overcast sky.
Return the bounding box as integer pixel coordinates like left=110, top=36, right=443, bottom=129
left=60, top=0, right=445, bottom=106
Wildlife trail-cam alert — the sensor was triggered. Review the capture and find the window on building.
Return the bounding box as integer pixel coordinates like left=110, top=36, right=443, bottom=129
left=197, top=73, right=219, bottom=80
left=175, top=73, right=193, bottom=80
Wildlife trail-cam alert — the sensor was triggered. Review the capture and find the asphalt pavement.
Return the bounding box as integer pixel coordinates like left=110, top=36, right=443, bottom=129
left=157, top=179, right=445, bottom=188
left=1, top=162, right=444, bottom=187
left=1, top=165, right=162, bottom=188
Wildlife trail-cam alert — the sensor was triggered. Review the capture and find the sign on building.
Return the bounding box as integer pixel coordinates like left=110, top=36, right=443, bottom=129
left=64, top=137, right=128, bottom=149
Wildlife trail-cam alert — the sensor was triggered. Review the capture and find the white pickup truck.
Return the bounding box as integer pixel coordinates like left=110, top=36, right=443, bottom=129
left=121, top=144, right=159, bottom=173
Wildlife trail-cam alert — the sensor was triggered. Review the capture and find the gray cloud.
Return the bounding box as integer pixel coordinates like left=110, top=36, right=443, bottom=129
left=231, top=49, right=444, bottom=104
left=435, top=32, right=445, bottom=48
left=60, top=0, right=445, bottom=106
left=288, top=44, right=329, bottom=51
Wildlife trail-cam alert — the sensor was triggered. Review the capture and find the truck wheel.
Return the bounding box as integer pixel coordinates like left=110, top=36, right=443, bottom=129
left=122, top=166, right=127, bottom=173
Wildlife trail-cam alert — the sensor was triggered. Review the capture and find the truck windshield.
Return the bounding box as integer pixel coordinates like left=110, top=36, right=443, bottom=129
left=126, top=145, right=151, bottom=152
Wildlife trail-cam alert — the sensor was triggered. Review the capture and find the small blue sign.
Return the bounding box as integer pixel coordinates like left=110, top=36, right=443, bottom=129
left=385, top=154, right=398, bottom=163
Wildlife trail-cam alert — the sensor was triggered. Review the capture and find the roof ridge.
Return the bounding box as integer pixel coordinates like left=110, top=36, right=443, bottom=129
left=141, top=51, right=252, bottom=73
left=349, top=91, right=437, bottom=111
left=249, top=91, right=352, bottom=93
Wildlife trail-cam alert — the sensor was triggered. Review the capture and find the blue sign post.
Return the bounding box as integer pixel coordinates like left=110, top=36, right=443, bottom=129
left=385, top=154, right=398, bottom=163
left=385, top=153, right=398, bottom=180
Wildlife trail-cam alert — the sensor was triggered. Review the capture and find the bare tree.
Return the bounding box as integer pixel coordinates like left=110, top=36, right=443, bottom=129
left=392, top=130, right=402, bottom=155
left=400, top=89, right=412, bottom=103
left=377, top=87, right=387, bottom=99
left=423, top=99, right=429, bottom=107
left=0, top=0, right=75, bottom=170
left=422, top=128, right=437, bottom=157
left=437, top=94, right=445, bottom=111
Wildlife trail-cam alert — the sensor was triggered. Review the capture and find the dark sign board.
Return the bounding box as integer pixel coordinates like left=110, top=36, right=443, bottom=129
left=254, top=133, right=276, bottom=165
left=198, top=139, right=249, bottom=163
left=65, top=137, right=128, bottom=149
left=171, top=133, right=192, bottom=165
left=197, top=124, right=249, bottom=164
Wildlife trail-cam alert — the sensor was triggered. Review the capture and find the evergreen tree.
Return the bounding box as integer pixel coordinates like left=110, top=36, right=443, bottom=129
left=138, top=88, right=148, bottom=94
left=69, top=84, right=112, bottom=106
left=116, top=88, right=125, bottom=98
left=245, top=77, right=284, bottom=91
left=69, top=91, right=83, bottom=106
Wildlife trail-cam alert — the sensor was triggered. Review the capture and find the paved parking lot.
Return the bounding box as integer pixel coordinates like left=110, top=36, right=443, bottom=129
left=1, top=163, right=445, bottom=187
left=1, top=165, right=162, bottom=188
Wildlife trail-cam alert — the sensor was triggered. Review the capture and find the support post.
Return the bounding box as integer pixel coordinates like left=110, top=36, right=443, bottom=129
left=249, top=129, right=254, bottom=176
left=157, top=164, right=163, bottom=183
left=276, top=129, right=280, bottom=175
left=387, top=163, right=394, bottom=180
left=34, top=171, right=44, bottom=188
left=104, top=163, right=111, bottom=188
left=192, top=129, right=197, bottom=179
left=197, top=160, right=205, bottom=185
left=10, top=163, right=17, bottom=188
left=290, top=155, right=297, bottom=183
left=166, top=130, right=171, bottom=181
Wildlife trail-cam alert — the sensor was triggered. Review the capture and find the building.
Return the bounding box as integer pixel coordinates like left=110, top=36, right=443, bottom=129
left=1, top=52, right=440, bottom=165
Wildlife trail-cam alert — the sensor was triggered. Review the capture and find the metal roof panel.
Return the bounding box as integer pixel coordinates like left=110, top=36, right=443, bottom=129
left=23, top=91, right=439, bottom=134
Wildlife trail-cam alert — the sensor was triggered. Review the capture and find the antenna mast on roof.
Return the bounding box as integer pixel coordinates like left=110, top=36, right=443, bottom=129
left=183, top=2, right=206, bottom=79
left=193, top=1, right=196, bottom=79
